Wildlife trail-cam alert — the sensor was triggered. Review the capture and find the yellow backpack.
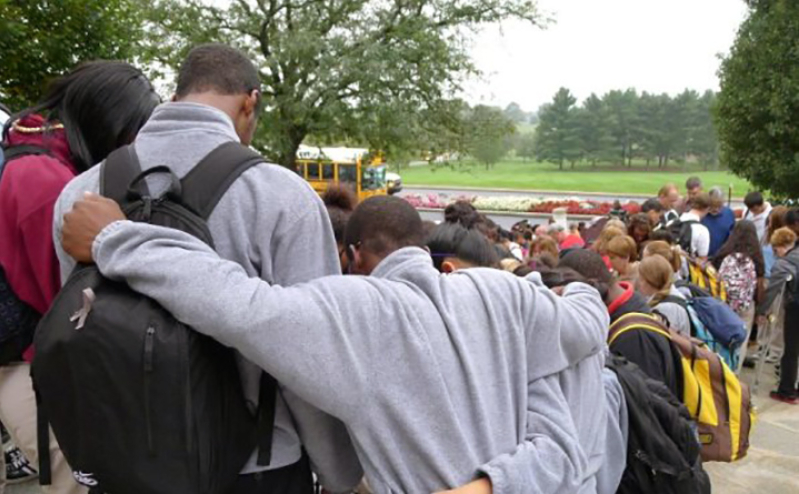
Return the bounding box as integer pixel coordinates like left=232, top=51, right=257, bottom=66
left=609, top=313, right=754, bottom=462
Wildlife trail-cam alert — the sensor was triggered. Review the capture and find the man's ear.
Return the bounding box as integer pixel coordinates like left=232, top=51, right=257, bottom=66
left=244, top=89, right=259, bottom=117
left=171, top=94, right=178, bottom=102
left=442, top=261, right=456, bottom=274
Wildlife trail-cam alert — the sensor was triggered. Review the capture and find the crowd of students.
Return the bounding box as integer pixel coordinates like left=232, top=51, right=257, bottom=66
left=0, top=42, right=795, bottom=494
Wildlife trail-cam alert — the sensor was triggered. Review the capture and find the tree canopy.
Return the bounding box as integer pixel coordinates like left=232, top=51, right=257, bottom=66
left=141, top=0, right=543, bottom=167
left=715, top=0, right=799, bottom=198
left=0, top=0, right=144, bottom=111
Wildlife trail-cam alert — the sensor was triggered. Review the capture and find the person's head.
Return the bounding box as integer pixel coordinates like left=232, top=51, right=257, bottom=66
left=534, top=224, right=549, bottom=238
left=175, top=44, right=262, bottom=145
left=559, top=249, right=613, bottom=302
left=768, top=206, right=789, bottom=242
left=595, top=226, right=625, bottom=255
left=637, top=255, right=674, bottom=302
left=322, top=184, right=358, bottom=271
left=426, top=222, right=498, bottom=273
left=689, top=192, right=711, bottom=218
left=6, top=61, right=159, bottom=172
left=786, top=208, right=799, bottom=236
left=713, top=220, right=765, bottom=276
left=641, top=198, right=664, bottom=227
left=744, top=191, right=766, bottom=215
left=606, top=235, right=638, bottom=276
left=344, top=196, right=426, bottom=275
left=444, top=200, right=481, bottom=229
left=548, top=224, right=567, bottom=243
left=643, top=240, right=682, bottom=273
left=708, top=186, right=726, bottom=215
left=531, top=236, right=559, bottom=259
left=771, top=227, right=798, bottom=258
left=648, top=229, right=675, bottom=245
left=627, top=214, right=651, bottom=246
left=686, top=176, right=703, bottom=200
left=605, top=218, right=627, bottom=232
left=658, top=184, right=679, bottom=210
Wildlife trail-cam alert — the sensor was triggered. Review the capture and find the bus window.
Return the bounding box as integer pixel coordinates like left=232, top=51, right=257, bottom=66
left=339, top=164, right=357, bottom=183
left=306, top=162, right=321, bottom=180
left=322, top=163, right=335, bottom=180
left=361, top=166, right=387, bottom=191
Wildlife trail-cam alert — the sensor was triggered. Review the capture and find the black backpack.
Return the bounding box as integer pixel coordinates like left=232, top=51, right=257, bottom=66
left=32, top=142, right=277, bottom=494
left=668, top=218, right=698, bottom=255
left=0, top=144, right=52, bottom=365
left=607, top=355, right=711, bottom=494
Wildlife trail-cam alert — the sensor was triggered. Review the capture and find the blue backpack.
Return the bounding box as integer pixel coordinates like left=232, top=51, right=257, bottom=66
left=661, top=294, right=745, bottom=369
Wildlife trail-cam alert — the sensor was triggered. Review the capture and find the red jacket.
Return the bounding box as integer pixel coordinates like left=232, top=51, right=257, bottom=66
left=0, top=115, right=77, bottom=360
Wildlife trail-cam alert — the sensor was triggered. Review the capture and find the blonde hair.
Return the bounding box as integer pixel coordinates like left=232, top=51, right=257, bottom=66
left=644, top=240, right=682, bottom=273
left=605, top=219, right=627, bottom=231
left=606, top=235, right=638, bottom=262
left=771, top=227, right=798, bottom=249
left=500, top=258, right=522, bottom=273
left=595, top=226, right=626, bottom=254
left=532, top=236, right=559, bottom=259
left=639, top=255, right=674, bottom=306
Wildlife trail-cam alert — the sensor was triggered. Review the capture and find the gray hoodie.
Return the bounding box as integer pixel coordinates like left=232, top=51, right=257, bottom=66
left=758, top=247, right=799, bottom=316
left=91, top=221, right=612, bottom=494
left=53, top=102, right=360, bottom=488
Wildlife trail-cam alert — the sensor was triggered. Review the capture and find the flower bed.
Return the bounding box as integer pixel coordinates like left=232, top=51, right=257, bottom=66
left=401, top=193, right=641, bottom=216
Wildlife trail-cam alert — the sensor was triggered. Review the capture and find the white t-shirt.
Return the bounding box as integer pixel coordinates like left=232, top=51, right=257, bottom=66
left=680, top=211, right=710, bottom=258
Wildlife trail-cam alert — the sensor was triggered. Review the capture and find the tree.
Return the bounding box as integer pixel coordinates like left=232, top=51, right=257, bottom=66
left=515, top=132, right=537, bottom=161
left=604, top=89, right=639, bottom=167
left=142, top=0, right=543, bottom=168
left=577, top=93, right=615, bottom=167
left=504, top=102, right=527, bottom=123
left=692, top=90, right=719, bottom=170
left=716, top=0, right=799, bottom=198
left=0, top=0, right=145, bottom=111
left=466, top=105, right=515, bottom=169
left=535, top=88, right=581, bottom=170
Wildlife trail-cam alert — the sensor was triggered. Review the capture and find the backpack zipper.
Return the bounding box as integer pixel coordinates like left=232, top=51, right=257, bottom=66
left=143, top=326, right=156, bottom=455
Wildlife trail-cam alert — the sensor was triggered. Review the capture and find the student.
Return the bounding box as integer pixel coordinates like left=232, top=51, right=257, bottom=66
left=53, top=45, right=360, bottom=494
left=702, top=187, right=736, bottom=258
left=605, top=236, right=639, bottom=283
left=643, top=240, right=684, bottom=282
left=322, top=185, right=358, bottom=273
left=742, top=191, right=772, bottom=246
left=641, top=199, right=665, bottom=231
left=0, top=61, right=159, bottom=494
left=657, top=184, right=680, bottom=227
left=757, top=227, right=799, bottom=404
left=559, top=250, right=683, bottom=399
left=684, top=176, right=703, bottom=208
left=677, top=192, right=712, bottom=260
left=627, top=214, right=651, bottom=252
left=713, top=221, right=765, bottom=369
left=636, top=256, right=692, bottom=337
left=60, top=195, right=611, bottom=494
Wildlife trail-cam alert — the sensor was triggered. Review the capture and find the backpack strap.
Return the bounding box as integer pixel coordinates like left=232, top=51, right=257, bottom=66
left=100, top=146, right=144, bottom=208
left=609, top=312, right=673, bottom=346
left=179, top=142, right=264, bottom=220
left=2, top=144, right=52, bottom=162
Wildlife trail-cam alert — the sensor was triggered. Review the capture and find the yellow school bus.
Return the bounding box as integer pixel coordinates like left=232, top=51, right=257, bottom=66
left=295, top=148, right=388, bottom=202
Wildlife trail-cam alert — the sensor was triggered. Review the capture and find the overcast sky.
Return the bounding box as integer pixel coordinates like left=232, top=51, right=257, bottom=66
left=465, top=0, right=749, bottom=111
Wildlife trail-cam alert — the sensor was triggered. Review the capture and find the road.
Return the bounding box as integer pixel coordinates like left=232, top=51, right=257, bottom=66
left=8, top=363, right=798, bottom=494
left=402, top=185, right=747, bottom=210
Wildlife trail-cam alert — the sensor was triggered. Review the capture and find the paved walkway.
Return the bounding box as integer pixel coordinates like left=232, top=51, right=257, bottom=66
left=7, top=364, right=798, bottom=493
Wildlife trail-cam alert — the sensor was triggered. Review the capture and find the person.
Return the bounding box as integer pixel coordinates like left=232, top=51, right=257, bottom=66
left=742, top=191, right=772, bottom=246
left=636, top=256, right=692, bottom=336
left=499, top=229, right=524, bottom=261
left=764, top=206, right=789, bottom=277
left=757, top=227, right=799, bottom=404
left=0, top=61, right=159, bottom=494
left=641, top=199, right=665, bottom=231
left=530, top=236, right=559, bottom=261
left=787, top=208, right=799, bottom=237
left=605, top=236, right=639, bottom=283
left=657, top=184, right=680, bottom=227
left=426, top=223, right=499, bottom=272
left=626, top=214, right=651, bottom=253
left=444, top=200, right=482, bottom=229
left=713, top=221, right=765, bottom=370
left=559, top=250, right=683, bottom=399
left=558, top=223, right=585, bottom=251
left=643, top=240, right=684, bottom=282
left=701, top=187, right=736, bottom=258
left=683, top=176, right=703, bottom=212
left=60, top=194, right=612, bottom=494
left=677, top=192, right=712, bottom=260
left=322, top=185, right=358, bottom=272
left=53, top=45, right=361, bottom=494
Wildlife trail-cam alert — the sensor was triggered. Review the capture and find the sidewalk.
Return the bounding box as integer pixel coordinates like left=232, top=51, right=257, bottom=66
left=7, top=364, right=799, bottom=494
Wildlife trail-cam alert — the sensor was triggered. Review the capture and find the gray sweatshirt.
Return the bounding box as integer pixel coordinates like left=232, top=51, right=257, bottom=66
left=91, top=221, right=612, bottom=494
left=758, top=247, right=799, bottom=316
left=53, top=102, right=361, bottom=488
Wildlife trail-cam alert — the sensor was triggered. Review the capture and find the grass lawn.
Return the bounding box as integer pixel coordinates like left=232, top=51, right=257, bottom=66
left=399, top=160, right=753, bottom=196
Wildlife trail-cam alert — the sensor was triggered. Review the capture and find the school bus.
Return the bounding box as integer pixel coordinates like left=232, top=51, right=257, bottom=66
left=295, top=147, right=388, bottom=202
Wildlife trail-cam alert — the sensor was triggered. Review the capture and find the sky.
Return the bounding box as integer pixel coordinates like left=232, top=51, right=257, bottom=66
left=464, top=0, right=749, bottom=112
